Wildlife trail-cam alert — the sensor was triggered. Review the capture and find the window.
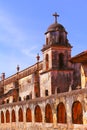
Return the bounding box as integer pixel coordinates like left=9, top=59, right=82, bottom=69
left=59, top=53, right=64, bottom=69
left=7, top=99, right=9, bottom=103
left=45, top=90, right=48, bottom=96
left=26, top=95, right=30, bottom=100
left=19, top=97, right=21, bottom=101
left=57, top=88, right=60, bottom=93
left=13, top=98, right=16, bottom=102
left=59, top=32, right=63, bottom=43
left=46, top=38, right=48, bottom=45
left=45, top=54, right=49, bottom=70
left=2, top=101, right=5, bottom=104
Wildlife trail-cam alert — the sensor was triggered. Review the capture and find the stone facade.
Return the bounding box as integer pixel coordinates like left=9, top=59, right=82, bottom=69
left=0, top=13, right=87, bottom=130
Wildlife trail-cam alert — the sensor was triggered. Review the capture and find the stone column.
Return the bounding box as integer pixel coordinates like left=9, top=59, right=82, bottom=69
left=15, top=106, right=19, bottom=129
left=53, top=102, right=57, bottom=128
left=4, top=109, right=6, bottom=123
left=23, top=106, right=26, bottom=130
left=9, top=108, right=12, bottom=130
left=56, top=31, right=59, bottom=43
left=53, top=112, right=57, bottom=128
left=32, top=105, right=35, bottom=123
left=0, top=110, right=1, bottom=124
left=41, top=103, right=45, bottom=123
left=66, top=96, right=73, bottom=129
left=4, top=109, right=6, bottom=130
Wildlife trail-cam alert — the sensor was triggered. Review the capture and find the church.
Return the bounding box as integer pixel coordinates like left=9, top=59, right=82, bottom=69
left=0, top=13, right=87, bottom=130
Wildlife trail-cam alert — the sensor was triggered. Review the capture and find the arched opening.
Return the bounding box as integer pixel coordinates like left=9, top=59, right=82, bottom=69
left=46, top=37, right=48, bottom=45
left=45, top=103, right=53, bottom=123
left=59, top=53, right=64, bottom=69
left=57, top=102, right=66, bottom=123
left=26, top=95, right=30, bottom=100
left=6, top=110, right=10, bottom=123
left=45, top=89, right=48, bottom=96
left=7, top=99, right=9, bottom=103
left=26, top=108, right=32, bottom=122
left=1, top=111, right=4, bottom=123
left=35, top=105, right=42, bottom=122
left=72, top=101, right=83, bottom=124
left=45, top=54, right=49, bottom=70
left=12, top=109, right=16, bottom=122
left=18, top=108, right=23, bottom=122
left=13, top=98, right=16, bottom=102
left=59, top=32, right=63, bottom=43
left=19, top=97, right=21, bottom=101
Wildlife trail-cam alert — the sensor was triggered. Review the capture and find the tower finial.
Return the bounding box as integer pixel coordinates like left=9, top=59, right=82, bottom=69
left=53, top=12, right=59, bottom=23
left=17, top=65, right=20, bottom=72
left=36, top=53, right=40, bottom=63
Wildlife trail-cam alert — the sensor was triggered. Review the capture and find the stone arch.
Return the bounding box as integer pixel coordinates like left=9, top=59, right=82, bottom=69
left=59, top=53, right=64, bottom=69
left=34, top=105, right=42, bottom=122
left=18, top=107, right=23, bottom=122
left=11, top=109, right=16, bottom=122
left=57, top=102, right=66, bottom=123
left=26, top=107, right=32, bottom=122
left=45, top=54, right=49, bottom=70
left=6, top=109, right=10, bottom=123
left=45, top=103, right=53, bottom=123
left=72, top=101, right=83, bottom=124
left=1, top=111, right=4, bottom=123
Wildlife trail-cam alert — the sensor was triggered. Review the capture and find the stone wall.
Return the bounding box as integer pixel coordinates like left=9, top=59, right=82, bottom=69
left=0, top=88, right=87, bottom=130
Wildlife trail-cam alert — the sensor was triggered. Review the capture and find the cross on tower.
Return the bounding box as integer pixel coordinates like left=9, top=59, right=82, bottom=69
left=53, top=12, right=59, bottom=23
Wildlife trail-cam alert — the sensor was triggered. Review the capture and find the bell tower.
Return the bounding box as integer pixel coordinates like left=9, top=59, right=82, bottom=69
left=40, top=13, right=73, bottom=97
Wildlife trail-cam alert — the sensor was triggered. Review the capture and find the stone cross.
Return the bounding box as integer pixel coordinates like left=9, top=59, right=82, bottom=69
left=53, top=12, right=59, bottom=23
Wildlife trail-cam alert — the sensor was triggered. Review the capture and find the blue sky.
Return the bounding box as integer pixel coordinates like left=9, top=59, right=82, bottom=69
left=0, top=0, right=87, bottom=77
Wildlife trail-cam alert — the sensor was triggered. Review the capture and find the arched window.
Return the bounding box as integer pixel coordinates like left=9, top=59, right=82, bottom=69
left=13, top=98, right=16, bottom=102
left=59, top=53, right=64, bottom=69
left=45, top=54, right=49, bottom=70
left=46, top=38, right=48, bottom=45
left=6, top=110, right=10, bottom=123
left=26, top=108, right=32, bottom=122
left=12, top=109, right=16, bottom=122
left=18, top=108, right=23, bottom=122
left=1, top=111, right=4, bottom=123
left=26, top=95, right=30, bottom=100
left=72, top=101, right=83, bottom=124
left=45, top=90, right=48, bottom=96
left=19, top=97, right=21, bottom=101
left=35, top=105, right=42, bottom=122
left=45, top=104, right=53, bottom=123
left=59, top=32, right=63, bottom=43
left=7, top=99, right=9, bottom=103
left=57, top=102, right=66, bottom=123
